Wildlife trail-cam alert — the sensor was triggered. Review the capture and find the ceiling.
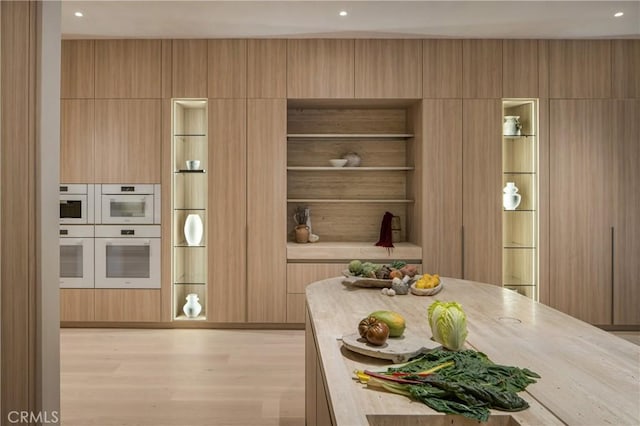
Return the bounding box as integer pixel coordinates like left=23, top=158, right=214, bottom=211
left=61, top=1, right=640, bottom=39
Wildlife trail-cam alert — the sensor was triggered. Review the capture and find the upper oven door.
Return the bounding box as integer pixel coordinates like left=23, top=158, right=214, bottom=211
left=101, top=194, right=154, bottom=224
left=60, top=194, right=87, bottom=224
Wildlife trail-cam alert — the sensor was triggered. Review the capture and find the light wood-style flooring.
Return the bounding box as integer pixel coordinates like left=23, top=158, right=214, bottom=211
left=60, top=329, right=305, bottom=426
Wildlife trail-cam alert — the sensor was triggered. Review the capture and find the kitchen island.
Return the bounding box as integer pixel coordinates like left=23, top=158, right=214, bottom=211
left=305, top=277, right=640, bottom=425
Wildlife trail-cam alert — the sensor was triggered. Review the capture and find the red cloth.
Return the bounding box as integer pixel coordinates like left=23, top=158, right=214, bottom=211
left=375, top=211, right=394, bottom=249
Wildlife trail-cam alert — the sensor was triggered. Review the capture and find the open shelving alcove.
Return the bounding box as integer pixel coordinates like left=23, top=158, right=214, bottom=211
left=286, top=99, right=423, bottom=261
left=172, top=99, right=208, bottom=320
left=502, top=99, right=538, bottom=300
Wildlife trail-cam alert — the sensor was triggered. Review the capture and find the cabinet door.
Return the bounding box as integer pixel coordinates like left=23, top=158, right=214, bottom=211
left=95, top=40, right=162, bottom=98
left=247, top=99, right=287, bottom=322
left=423, top=40, right=462, bottom=98
left=355, top=39, right=422, bottom=98
left=612, top=40, right=640, bottom=99
left=60, top=99, right=94, bottom=183
left=549, top=100, right=613, bottom=325
left=208, top=99, right=247, bottom=322
left=462, top=100, right=502, bottom=285
left=94, top=289, right=161, bottom=322
left=60, top=289, right=94, bottom=322
left=208, top=39, right=247, bottom=98
left=61, top=40, right=94, bottom=99
left=549, top=41, right=611, bottom=99
left=463, top=40, right=502, bottom=99
left=502, top=40, right=539, bottom=98
left=286, top=263, right=346, bottom=323
left=613, top=100, right=640, bottom=325
left=422, top=99, right=463, bottom=277
left=172, top=40, right=208, bottom=98
left=95, top=100, right=161, bottom=183
left=247, top=39, right=286, bottom=98
left=287, top=39, right=354, bottom=98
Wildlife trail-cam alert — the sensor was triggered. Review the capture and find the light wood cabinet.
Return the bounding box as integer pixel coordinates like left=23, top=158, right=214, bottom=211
left=95, top=40, right=162, bottom=98
left=61, top=40, right=94, bottom=99
left=613, top=99, right=640, bottom=325
left=549, top=100, right=614, bottom=325
left=60, top=99, right=95, bottom=183
left=172, top=39, right=208, bottom=98
left=549, top=41, right=611, bottom=99
left=247, top=99, right=287, bottom=322
left=422, top=39, right=462, bottom=98
left=422, top=99, right=462, bottom=277
left=94, top=99, right=161, bottom=183
left=502, top=40, right=539, bottom=98
left=60, top=289, right=94, bottom=322
left=94, top=289, right=161, bottom=322
left=208, top=99, right=247, bottom=322
left=287, top=39, right=354, bottom=98
left=247, top=39, right=286, bottom=98
left=463, top=40, right=502, bottom=98
left=612, top=40, right=640, bottom=99
left=462, top=99, right=502, bottom=285
left=208, top=39, right=247, bottom=98
left=286, top=263, right=345, bottom=323
left=355, top=39, right=422, bottom=98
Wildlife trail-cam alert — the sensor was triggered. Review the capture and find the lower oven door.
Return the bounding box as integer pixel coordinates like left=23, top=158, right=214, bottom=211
left=60, top=237, right=94, bottom=288
left=95, top=237, right=160, bottom=288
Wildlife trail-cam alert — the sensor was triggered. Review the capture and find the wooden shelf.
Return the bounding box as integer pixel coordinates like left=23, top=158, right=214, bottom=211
left=287, top=166, right=414, bottom=171
left=173, top=314, right=207, bottom=321
left=287, top=241, right=422, bottom=261
left=287, top=199, right=414, bottom=204
left=287, top=133, right=413, bottom=139
left=503, top=134, right=536, bottom=139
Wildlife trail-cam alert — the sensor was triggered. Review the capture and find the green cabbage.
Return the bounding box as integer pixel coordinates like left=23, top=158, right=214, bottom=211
left=427, top=301, right=468, bottom=351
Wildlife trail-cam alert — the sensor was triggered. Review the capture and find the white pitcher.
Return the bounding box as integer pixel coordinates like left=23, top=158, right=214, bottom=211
left=503, top=116, right=520, bottom=136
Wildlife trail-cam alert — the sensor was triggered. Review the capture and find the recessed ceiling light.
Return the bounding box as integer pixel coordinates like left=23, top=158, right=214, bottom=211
left=614, top=11, right=624, bottom=17
left=74, top=11, right=83, bottom=17
left=339, top=10, right=348, bottom=17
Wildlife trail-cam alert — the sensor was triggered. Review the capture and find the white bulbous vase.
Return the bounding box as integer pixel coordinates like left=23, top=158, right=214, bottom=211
left=503, top=182, right=521, bottom=210
left=183, top=293, right=202, bottom=318
left=184, top=214, right=203, bottom=246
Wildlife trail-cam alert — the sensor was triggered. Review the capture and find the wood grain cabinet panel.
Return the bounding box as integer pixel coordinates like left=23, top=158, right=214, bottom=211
left=502, top=40, right=539, bottom=98
left=549, top=100, right=613, bottom=325
left=247, top=99, right=287, bottom=322
left=549, top=41, right=611, bottom=99
left=613, top=100, right=640, bottom=325
left=287, top=39, right=354, bottom=98
left=286, top=263, right=346, bottom=323
left=94, top=289, right=161, bottom=322
left=462, top=99, right=502, bottom=285
left=423, top=39, right=462, bottom=98
left=95, top=100, right=161, bottom=183
left=247, top=39, right=286, bottom=98
left=422, top=100, right=463, bottom=278
left=95, top=40, right=162, bottom=98
left=463, top=40, right=502, bottom=98
left=208, top=99, right=247, bottom=322
left=355, top=39, right=422, bottom=98
left=612, top=40, right=640, bottom=99
left=61, top=40, right=94, bottom=98
left=172, top=39, right=208, bottom=98
left=60, top=289, right=94, bottom=322
left=60, top=99, right=94, bottom=183
left=208, top=39, right=247, bottom=98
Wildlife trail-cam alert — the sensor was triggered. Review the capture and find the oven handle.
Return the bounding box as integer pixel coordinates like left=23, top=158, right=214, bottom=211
left=104, top=239, right=151, bottom=246
left=60, top=238, right=85, bottom=246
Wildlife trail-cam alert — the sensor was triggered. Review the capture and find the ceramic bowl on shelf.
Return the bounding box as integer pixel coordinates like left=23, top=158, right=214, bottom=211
left=185, top=160, right=200, bottom=170
left=329, top=159, right=348, bottom=167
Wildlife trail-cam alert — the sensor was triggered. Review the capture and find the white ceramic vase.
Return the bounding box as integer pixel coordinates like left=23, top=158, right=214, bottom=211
left=184, top=214, right=203, bottom=246
left=503, top=116, right=520, bottom=136
left=503, top=182, right=522, bottom=210
left=183, top=293, right=202, bottom=318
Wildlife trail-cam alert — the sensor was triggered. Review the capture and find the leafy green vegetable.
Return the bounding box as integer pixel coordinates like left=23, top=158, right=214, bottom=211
left=348, top=259, right=363, bottom=275
left=356, top=349, right=540, bottom=422
left=390, top=260, right=407, bottom=269
left=428, top=301, right=468, bottom=351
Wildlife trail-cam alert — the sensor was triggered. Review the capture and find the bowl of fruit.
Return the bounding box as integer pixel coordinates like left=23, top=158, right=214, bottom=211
left=410, top=273, right=443, bottom=296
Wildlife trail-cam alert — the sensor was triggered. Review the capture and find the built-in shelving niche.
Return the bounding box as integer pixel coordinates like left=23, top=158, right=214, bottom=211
left=286, top=100, right=423, bottom=260
left=502, top=99, right=538, bottom=300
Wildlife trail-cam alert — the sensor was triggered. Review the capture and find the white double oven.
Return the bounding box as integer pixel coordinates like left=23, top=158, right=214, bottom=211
left=59, top=184, right=161, bottom=289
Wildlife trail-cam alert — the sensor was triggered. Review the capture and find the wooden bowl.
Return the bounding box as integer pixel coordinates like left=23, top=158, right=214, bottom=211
left=410, top=281, right=443, bottom=296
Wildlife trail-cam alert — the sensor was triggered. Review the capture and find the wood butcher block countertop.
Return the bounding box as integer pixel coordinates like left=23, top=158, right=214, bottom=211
left=305, top=277, right=640, bottom=426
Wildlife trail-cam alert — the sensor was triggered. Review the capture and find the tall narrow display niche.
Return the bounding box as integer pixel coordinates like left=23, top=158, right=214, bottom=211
left=502, top=99, right=538, bottom=300
left=172, top=99, right=208, bottom=320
